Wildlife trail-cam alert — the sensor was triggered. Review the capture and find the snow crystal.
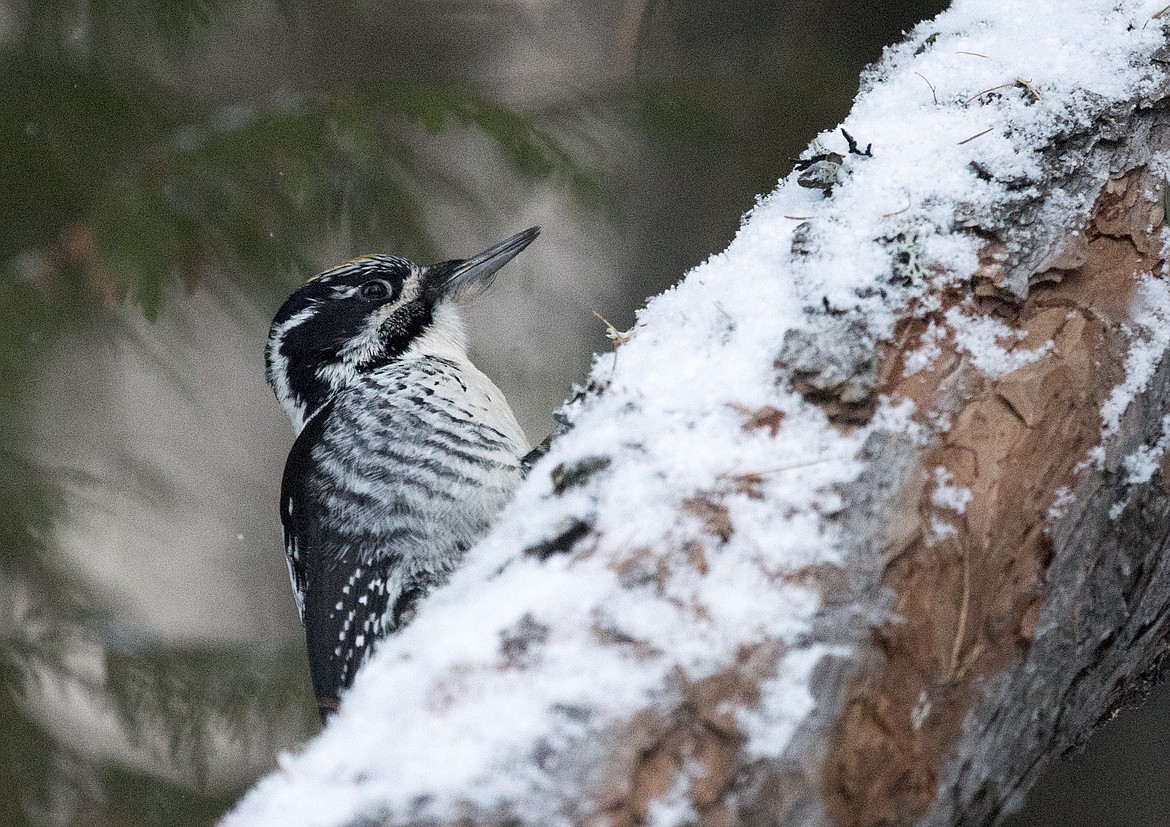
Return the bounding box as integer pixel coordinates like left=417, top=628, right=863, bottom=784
left=931, top=467, right=972, bottom=513
left=910, top=690, right=933, bottom=732
left=645, top=766, right=700, bottom=827
left=737, top=646, right=841, bottom=759
left=944, top=308, right=1052, bottom=378
left=1100, top=272, right=1170, bottom=440
left=929, top=517, right=960, bottom=546
left=1119, top=414, right=1170, bottom=484
left=903, top=321, right=945, bottom=376
left=1047, top=486, right=1076, bottom=522
left=1124, top=445, right=1162, bottom=485
left=226, top=2, right=1170, bottom=825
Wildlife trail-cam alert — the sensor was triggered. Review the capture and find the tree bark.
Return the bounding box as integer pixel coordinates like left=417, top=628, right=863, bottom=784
left=226, top=4, right=1170, bottom=827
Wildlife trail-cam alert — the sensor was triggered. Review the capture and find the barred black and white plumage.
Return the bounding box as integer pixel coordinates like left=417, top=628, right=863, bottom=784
left=265, top=230, right=536, bottom=720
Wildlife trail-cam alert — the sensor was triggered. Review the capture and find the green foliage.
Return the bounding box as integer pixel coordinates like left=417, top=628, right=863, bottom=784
left=0, top=50, right=175, bottom=264
left=104, top=646, right=318, bottom=785
left=136, top=0, right=230, bottom=44
left=4, top=5, right=597, bottom=315
left=0, top=443, right=309, bottom=825
left=24, top=0, right=250, bottom=53
left=91, top=79, right=598, bottom=317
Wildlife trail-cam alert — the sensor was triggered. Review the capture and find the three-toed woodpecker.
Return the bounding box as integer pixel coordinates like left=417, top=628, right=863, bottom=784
left=265, top=229, right=536, bottom=720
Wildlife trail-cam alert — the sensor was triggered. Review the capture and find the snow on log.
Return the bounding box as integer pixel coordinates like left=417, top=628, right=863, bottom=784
left=226, top=2, right=1170, bottom=826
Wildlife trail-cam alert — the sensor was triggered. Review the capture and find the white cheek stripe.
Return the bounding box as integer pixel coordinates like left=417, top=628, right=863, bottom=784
left=268, top=305, right=319, bottom=433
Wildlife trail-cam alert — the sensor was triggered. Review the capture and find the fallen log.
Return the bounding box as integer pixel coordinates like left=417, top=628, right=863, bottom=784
left=226, top=2, right=1170, bottom=825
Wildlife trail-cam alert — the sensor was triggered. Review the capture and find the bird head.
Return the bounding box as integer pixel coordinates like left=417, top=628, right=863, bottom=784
left=266, top=227, right=539, bottom=431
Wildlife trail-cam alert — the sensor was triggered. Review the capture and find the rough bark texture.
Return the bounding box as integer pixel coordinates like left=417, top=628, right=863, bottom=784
left=824, top=166, right=1170, bottom=827
left=584, top=65, right=1170, bottom=827
left=436, top=85, right=1169, bottom=827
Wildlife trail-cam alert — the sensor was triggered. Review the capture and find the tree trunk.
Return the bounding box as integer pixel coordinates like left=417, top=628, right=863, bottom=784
left=226, top=3, right=1170, bottom=826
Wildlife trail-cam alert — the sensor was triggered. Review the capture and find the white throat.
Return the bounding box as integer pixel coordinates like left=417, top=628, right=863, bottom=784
left=276, top=301, right=473, bottom=437
left=404, top=301, right=469, bottom=363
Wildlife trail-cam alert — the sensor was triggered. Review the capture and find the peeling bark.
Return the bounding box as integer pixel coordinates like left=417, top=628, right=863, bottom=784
left=826, top=166, right=1168, bottom=827
left=585, top=84, right=1170, bottom=827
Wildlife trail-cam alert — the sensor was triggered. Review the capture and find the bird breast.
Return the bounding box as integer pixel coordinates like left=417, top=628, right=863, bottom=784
left=308, top=354, right=530, bottom=577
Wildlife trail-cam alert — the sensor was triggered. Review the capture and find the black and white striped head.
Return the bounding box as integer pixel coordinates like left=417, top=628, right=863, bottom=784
left=266, top=227, right=539, bottom=431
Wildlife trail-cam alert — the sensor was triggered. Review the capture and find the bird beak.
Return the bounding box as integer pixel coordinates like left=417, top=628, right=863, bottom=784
left=427, top=227, right=540, bottom=298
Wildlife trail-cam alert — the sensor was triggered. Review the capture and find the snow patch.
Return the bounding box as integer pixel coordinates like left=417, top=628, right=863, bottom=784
left=932, top=467, right=972, bottom=513
left=910, top=691, right=932, bottom=732
left=1047, top=486, right=1076, bottom=522
left=1122, top=415, right=1170, bottom=484
left=645, top=765, right=701, bottom=827
left=1100, top=272, right=1170, bottom=440
left=903, top=320, right=945, bottom=376
left=945, top=307, right=1052, bottom=378
left=929, top=516, right=960, bottom=546
left=737, top=645, right=842, bottom=759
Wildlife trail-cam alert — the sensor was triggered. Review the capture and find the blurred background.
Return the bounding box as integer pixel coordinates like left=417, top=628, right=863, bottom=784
left=0, top=1, right=1166, bottom=825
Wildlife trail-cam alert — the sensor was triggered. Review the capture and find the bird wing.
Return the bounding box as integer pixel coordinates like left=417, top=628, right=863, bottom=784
left=279, top=402, right=335, bottom=626
left=279, top=492, right=308, bottom=623
left=300, top=554, right=424, bottom=715
left=278, top=397, right=427, bottom=717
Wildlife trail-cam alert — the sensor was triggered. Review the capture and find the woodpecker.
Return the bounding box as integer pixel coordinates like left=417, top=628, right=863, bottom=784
left=265, top=229, right=536, bottom=720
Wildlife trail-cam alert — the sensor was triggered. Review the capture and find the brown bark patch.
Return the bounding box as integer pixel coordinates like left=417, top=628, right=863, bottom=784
left=823, top=166, right=1161, bottom=825
left=684, top=497, right=735, bottom=542
left=733, top=404, right=788, bottom=436
left=593, top=646, right=780, bottom=827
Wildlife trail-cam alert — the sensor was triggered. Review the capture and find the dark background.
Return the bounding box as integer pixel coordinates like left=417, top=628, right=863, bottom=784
left=0, top=1, right=1165, bottom=825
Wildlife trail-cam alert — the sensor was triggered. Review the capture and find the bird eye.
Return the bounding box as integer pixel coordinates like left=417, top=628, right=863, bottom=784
left=358, top=280, right=391, bottom=300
